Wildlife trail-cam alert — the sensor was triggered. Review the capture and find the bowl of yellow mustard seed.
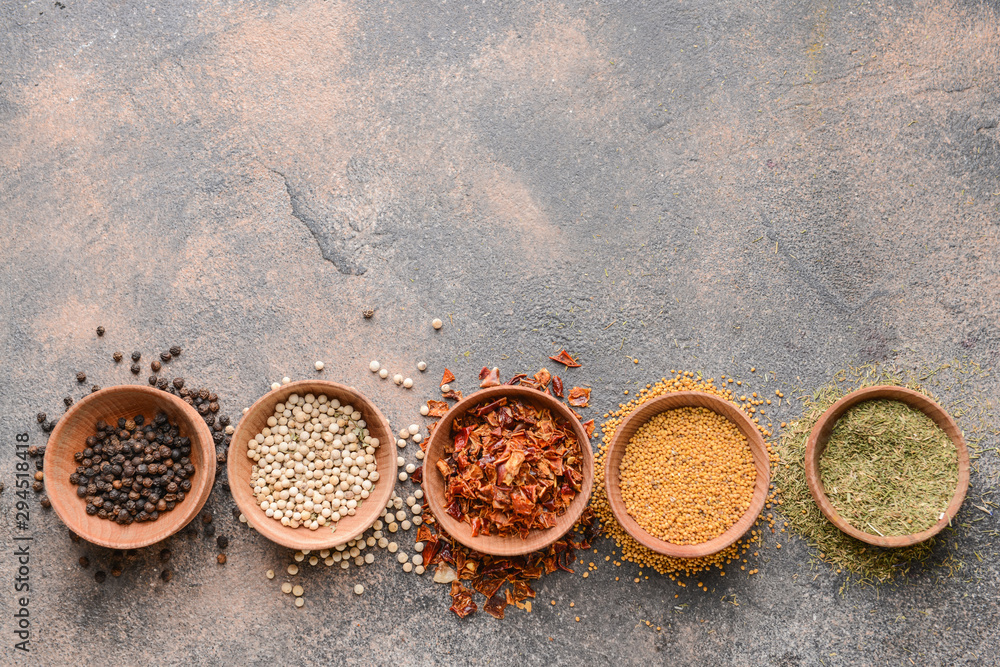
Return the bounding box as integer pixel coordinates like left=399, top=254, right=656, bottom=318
left=604, top=391, right=770, bottom=558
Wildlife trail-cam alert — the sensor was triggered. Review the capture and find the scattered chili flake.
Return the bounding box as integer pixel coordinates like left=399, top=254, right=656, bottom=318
left=426, top=400, right=449, bottom=417
left=441, top=368, right=456, bottom=387
left=568, top=387, right=591, bottom=407
left=479, top=366, right=501, bottom=388
left=549, top=349, right=581, bottom=367
left=552, top=376, right=565, bottom=398
left=506, top=373, right=528, bottom=386
left=533, top=368, right=551, bottom=391
left=437, top=396, right=585, bottom=538
left=582, top=419, right=595, bottom=438
left=441, top=389, right=464, bottom=401
left=420, top=507, right=599, bottom=619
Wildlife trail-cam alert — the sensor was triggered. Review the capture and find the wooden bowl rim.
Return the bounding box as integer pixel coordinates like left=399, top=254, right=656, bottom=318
left=43, top=385, right=217, bottom=549
left=227, top=379, right=397, bottom=550
left=804, top=385, right=970, bottom=548
left=604, top=390, right=771, bottom=558
left=422, top=385, right=595, bottom=557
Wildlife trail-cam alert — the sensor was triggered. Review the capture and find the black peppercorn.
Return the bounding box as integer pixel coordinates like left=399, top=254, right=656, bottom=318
left=91, top=385, right=100, bottom=393
left=363, top=306, right=375, bottom=318
left=76, top=372, right=86, bottom=383
left=32, top=481, right=43, bottom=492
left=204, top=523, right=216, bottom=537
left=216, top=554, right=227, bottom=565
left=96, top=326, right=105, bottom=336
left=160, top=569, right=173, bottom=582
left=160, top=351, right=172, bottom=362
left=157, top=378, right=169, bottom=390
left=201, top=511, right=213, bottom=524
left=40, top=495, right=51, bottom=508
left=169, top=345, right=181, bottom=356
left=216, top=535, right=229, bottom=549
left=131, top=351, right=141, bottom=362
left=151, top=360, right=161, bottom=372
left=79, top=556, right=90, bottom=568
left=110, top=562, right=123, bottom=577
left=113, top=351, right=123, bottom=363
left=130, top=363, right=141, bottom=374
left=94, top=570, right=107, bottom=583
left=36, top=412, right=46, bottom=423
left=64, top=396, right=73, bottom=407
left=159, top=548, right=171, bottom=561
left=148, top=375, right=157, bottom=385
left=173, top=377, right=185, bottom=389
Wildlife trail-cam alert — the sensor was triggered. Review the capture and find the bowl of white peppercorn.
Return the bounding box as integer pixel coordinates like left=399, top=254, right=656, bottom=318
left=228, top=380, right=397, bottom=550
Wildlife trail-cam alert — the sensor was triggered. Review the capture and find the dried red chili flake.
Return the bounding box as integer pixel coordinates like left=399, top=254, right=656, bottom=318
left=548, top=349, right=581, bottom=367
left=441, top=368, right=456, bottom=387
left=437, top=396, right=585, bottom=538
left=533, top=367, right=551, bottom=390
left=551, top=376, right=564, bottom=398
left=441, top=389, right=463, bottom=401
left=581, top=419, right=595, bottom=438
left=479, top=366, right=501, bottom=388
left=420, top=507, right=599, bottom=619
left=426, top=399, right=449, bottom=417
left=506, top=373, right=527, bottom=386
left=567, top=386, right=591, bottom=407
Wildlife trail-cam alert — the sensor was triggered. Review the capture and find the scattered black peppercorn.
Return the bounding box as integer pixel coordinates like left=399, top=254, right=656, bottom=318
left=159, top=548, right=171, bottom=562
left=113, top=351, right=123, bottom=363
left=96, top=326, right=105, bottom=336
left=32, top=481, right=43, bottom=492
left=363, top=307, right=375, bottom=318
left=148, top=375, right=157, bottom=385
left=201, top=511, right=213, bottom=524
left=204, top=523, right=216, bottom=537
left=76, top=372, right=86, bottom=383
left=151, top=360, right=161, bottom=372
left=216, top=535, right=229, bottom=549
left=169, top=345, right=182, bottom=356
left=110, top=563, right=123, bottom=577
left=94, top=570, right=107, bottom=583
left=40, top=496, right=51, bottom=508
left=79, top=556, right=90, bottom=568
left=36, top=412, right=46, bottom=423
left=131, top=351, right=141, bottom=362
left=27, top=445, right=39, bottom=457
left=42, top=421, right=53, bottom=433
left=91, top=385, right=100, bottom=393
left=160, top=569, right=173, bottom=582
left=160, top=351, right=172, bottom=362
left=131, top=363, right=141, bottom=374
left=64, top=396, right=73, bottom=407
left=216, top=554, right=227, bottom=565
left=173, top=377, right=185, bottom=389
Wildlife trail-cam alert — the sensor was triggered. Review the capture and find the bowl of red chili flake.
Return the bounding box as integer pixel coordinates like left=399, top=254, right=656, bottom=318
left=423, top=385, right=594, bottom=556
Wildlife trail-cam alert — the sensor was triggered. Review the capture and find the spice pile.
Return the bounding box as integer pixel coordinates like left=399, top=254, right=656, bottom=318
left=71, top=413, right=195, bottom=524
left=245, top=392, right=381, bottom=532
left=775, top=362, right=980, bottom=584
left=819, top=399, right=958, bottom=536
left=436, top=395, right=585, bottom=538
left=620, top=406, right=756, bottom=545
left=593, top=371, right=779, bottom=582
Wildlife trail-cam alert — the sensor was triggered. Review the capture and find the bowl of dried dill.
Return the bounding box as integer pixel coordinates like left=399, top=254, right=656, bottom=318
left=804, top=385, right=970, bottom=548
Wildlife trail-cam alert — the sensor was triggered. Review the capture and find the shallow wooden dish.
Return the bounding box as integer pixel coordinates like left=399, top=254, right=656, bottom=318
left=228, top=380, right=396, bottom=550
left=43, top=385, right=216, bottom=549
left=423, top=385, right=594, bottom=557
left=605, top=391, right=770, bottom=558
left=805, top=385, right=969, bottom=548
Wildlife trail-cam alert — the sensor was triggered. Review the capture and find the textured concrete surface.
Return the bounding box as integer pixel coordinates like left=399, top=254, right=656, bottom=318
left=2, top=0, right=999, bottom=664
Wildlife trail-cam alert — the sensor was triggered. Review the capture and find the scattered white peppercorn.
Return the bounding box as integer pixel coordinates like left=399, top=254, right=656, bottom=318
left=405, top=464, right=415, bottom=474
left=295, top=597, right=305, bottom=608
left=315, top=361, right=325, bottom=371
left=412, top=554, right=424, bottom=566
left=398, top=429, right=409, bottom=440
left=281, top=582, right=293, bottom=594
left=403, top=562, right=413, bottom=572
left=407, top=424, right=419, bottom=435
left=282, top=377, right=291, bottom=384
left=292, top=585, right=304, bottom=596
left=288, top=564, right=299, bottom=575
left=397, top=439, right=407, bottom=449
left=414, top=542, right=424, bottom=553
left=369, top=360, right=380, bottom=372
left=266, top=569, right=275, bottom=579
left=441, top=383, right=451, bottom=393
left=403, top=378, right=413, bottom=389
left=396, top=456, right=405, bottom=466
left=414, top=490, right=423, bottom=500
left=388, top=542, right=398, bottom=553
left=401, top=520, right=412, bottom=530
left=397, top=552, right=409, bottom=564
left=415, top=450, right=424, bottom=460
left=412, top=433, right=423, bottom=444
left=379, top=368, right=389, bottom=379
left=294, top=552, right=305, bottom=562
left=432, top=318, right=443, bottom=330
left=417, top=361, right=427, bottom=372
left=415, top=565, right=425, bottom=575
left=270, top=383, right=281, bottom=391
left=398, top=472, right=408, bottom=482
left=393, top=374, right=403, bottom=385
left=419, top=405, right=429, bottom=416
left=309, top=556, right=319, bottom=566
left=354, top=584, right=364, bottom=595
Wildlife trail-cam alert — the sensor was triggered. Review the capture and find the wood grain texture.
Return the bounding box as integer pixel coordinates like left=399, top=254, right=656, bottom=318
left=43, top=385, right=217, bottom=549
left=804, top=385, right=970, bottom=548
left=227, top=379, right=397, bottom=550
left=422, top=385, right=595, bottom=557
left=604, top=391, right=771, bottom=558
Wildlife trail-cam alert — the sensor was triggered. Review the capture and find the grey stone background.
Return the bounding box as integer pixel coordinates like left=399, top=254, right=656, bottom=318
left=1, top=0, right=998, bottom=664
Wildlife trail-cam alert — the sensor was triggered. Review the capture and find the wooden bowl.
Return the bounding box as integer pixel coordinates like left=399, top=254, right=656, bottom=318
left=228, top=380, right=396, bottom=551
left=604, top=391, right=770, bottom=558
left=43, top=385, right=216, bottom=549
left=805, top=385, right=970, bottom=548
left=423, top=385, right=594, bottom=557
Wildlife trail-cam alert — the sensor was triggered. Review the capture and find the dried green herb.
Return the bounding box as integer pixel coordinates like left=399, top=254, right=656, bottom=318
left=820, top=399, right=957, bottom=537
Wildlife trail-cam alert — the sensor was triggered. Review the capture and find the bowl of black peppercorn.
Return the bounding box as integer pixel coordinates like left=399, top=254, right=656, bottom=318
left=43, top=385, right=216, bottom=549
